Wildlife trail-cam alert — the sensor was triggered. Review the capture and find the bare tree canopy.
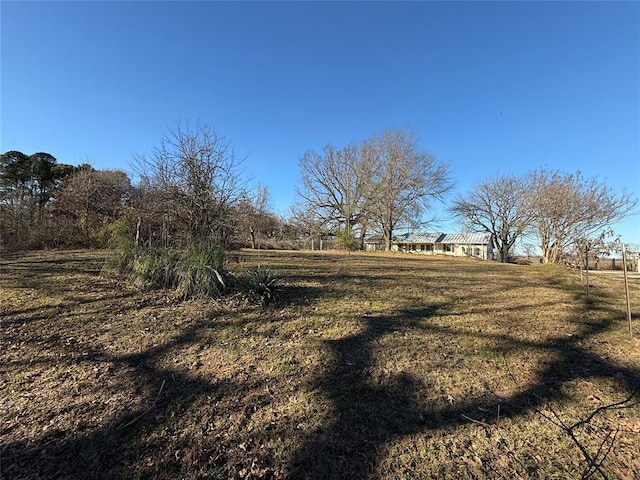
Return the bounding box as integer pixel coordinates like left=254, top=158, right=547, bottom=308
left=366, top=128, right=452, bottom=251
left=451, top=175, right=532, bottom=262
left=295, top=128, right=451, bottom=251
left=287, top=202, right=333, bottom=239
left=134, top=121, right=244, bottom=246
left=54, top=168, right=132, bottom=246
left=296, top=143, right=368, bottom=238
left=235, top=184, right=280, bottom=249
left=529, top=169, right=637, bottom=264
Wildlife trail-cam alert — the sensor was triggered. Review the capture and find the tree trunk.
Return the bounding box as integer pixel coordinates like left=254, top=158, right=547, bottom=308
left=499, top=244, right=509, bottom=263
left=250, top=226, right=256, bottom=249
left=383, top=228, right=393, bottom=251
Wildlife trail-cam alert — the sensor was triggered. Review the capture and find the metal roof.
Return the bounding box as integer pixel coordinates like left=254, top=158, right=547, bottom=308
left=438, top=233, right=492, bottom=244
left=393, top=232, right=492, bottom=245
left=394, top=232, right=443, bottom=243
left=363, top=234, right=384, bottom=243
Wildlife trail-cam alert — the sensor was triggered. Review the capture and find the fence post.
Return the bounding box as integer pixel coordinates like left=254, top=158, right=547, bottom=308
left=622, top=244, right=632, bottom=335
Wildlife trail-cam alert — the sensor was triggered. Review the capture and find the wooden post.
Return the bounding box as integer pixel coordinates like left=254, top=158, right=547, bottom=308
left=135, top=217, right=141, bottom=248
left=622, top=244, right=632, bottom=335
left=585, top=246, right=589, bottom=299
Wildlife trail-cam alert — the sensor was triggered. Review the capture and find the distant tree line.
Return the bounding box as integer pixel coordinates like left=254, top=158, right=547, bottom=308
left=1, top=150, right=77, bottom=248
left=294, top=128, right=636, bottom=262
left=0, top=150, right=144, bottom=250
left=2, top=121, right=636, bottom=264
left=0, top=123, right=297, bottom=252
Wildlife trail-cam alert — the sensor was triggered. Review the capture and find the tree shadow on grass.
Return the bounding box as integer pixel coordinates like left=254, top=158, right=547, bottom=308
left=288, top=309, right=437, bottom=478
left=2, top=260, right=329, bottom=479
left=3, top=253, right=639, bottom=479
left=288, top=301, right=640, bottom=479
left=1, top=314, right=264, bottom=479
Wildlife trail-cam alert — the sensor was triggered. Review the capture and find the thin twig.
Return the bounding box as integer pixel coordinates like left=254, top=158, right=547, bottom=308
left=503, top=359, right=639, bottom=480
left=583, top=428, right=618, bottom=480
left=535, top=400, right=607, bottom=479
left=461, top=413, right=492, bottom=428
left=117, top=379, right=166, bottom=430
left=568, top=384, right=640, bottom=431
left=535, top=397, right=609, bottom=479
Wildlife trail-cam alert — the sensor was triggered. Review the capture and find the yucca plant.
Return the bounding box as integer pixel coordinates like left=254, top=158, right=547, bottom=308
left=241, top=267, right=282, bottom=307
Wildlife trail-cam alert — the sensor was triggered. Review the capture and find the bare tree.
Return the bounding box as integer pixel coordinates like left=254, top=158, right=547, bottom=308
left=451, top=175, right=533, bottom=262
left=529, top=169, right=636, bottom=264
left=235, top=184, right=280, bottom=249
left=522, top=243, right=538, bottom=259
left=53, top=168, right=132, bottom=246
left=288, top=202, right=330, bottom=235
left=366, top=128, right=452, bottom=251
left=134, top=121, right=244, bottom=246
left=296, top=143, right=369, bottom=242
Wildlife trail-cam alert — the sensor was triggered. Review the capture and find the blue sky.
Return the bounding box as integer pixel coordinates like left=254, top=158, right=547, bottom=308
left=2, top=1, right=639, bottom=244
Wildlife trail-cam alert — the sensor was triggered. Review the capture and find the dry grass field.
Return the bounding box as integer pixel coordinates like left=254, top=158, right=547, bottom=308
left=1, top=249, right=639, bottom=479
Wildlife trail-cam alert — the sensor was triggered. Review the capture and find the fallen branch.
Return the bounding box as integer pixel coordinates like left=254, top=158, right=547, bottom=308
left=568, top=383, right=639, bottom=431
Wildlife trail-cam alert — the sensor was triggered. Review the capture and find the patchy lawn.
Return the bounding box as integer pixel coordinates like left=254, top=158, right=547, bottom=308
left=1, top=249, right=639, bottom=479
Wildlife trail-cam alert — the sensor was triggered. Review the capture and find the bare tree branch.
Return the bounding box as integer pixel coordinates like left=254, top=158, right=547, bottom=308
left=451, top=175, right=532, bottom=262
left=529, top=169, right=637, bottom=264
left=133, top=120, right=244, bottom=246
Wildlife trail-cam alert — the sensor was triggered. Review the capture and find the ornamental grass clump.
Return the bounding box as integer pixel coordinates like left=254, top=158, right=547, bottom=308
left=104, top=237, right=227, bottom=299
left=131, top=248, right=181, bottom=290
left=176, top=240, right=226, bottom=299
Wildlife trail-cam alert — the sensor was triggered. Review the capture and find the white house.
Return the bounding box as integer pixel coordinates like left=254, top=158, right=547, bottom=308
left=392, top=232, right=494, bottom=260
left=363, top=234, right=385, bottom=251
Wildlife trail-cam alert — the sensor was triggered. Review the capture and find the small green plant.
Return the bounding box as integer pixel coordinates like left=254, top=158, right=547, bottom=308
left=335, top=229, right=359, bottom=251
left=100, top=211, right=140, bottom=274
left=240, top=267, right=282, bottom=307
left=103, top=242, right=136, bottom=275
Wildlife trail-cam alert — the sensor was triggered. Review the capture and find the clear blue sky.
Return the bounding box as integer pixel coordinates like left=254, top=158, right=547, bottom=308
left=2, top=1, right=639, bottom=244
